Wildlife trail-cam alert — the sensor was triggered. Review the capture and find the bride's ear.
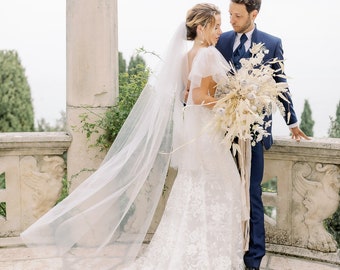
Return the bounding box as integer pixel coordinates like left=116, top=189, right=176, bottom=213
left=197, top=24, right=203, bottom=34
left=196, top=25, right=205, bottom=42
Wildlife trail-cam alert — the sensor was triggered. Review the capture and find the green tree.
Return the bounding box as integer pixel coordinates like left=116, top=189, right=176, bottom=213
left=36, top=111, right=66, bottom=132
left=299, top=99, right=314, bottom=137
left=328, top=100, right=340, bottom=138
left=0, top=50, right=34, bottom=131
left=118, top=52, right=127, bottom=74
left=127, top=54, right=146, bottom=75
left=325, top=100, right=340, bottom=246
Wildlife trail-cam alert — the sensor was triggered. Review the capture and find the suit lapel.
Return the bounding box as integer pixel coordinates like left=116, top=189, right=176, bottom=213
left=250, top=27, right=259, bottom=50
left=225, top=32, right=237, bottom=61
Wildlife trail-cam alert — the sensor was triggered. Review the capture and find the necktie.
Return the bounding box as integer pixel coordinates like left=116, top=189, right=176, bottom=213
left=232, top=33, right=247, bottom=70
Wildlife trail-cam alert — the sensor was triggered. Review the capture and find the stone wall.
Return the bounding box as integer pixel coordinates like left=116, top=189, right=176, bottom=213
left=262, top=136, right=340, bottom=264
left=150, top=136, right=340, bottom=265
left=0, top=132, right=71, bottom=236
left=0, top=133, right=339, bottom=265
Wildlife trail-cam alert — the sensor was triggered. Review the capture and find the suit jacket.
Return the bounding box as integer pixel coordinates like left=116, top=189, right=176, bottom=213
left=216, top=27, right=298, bottom=149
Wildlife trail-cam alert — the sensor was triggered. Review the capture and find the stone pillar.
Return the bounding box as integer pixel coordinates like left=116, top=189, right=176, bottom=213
left=66, top=0, right=118, bottom=191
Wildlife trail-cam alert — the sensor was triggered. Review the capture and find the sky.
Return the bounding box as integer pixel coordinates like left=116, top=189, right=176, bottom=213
left=0, top=0, right=339, bottom=137
left=0, top=1, right=66, bottom=127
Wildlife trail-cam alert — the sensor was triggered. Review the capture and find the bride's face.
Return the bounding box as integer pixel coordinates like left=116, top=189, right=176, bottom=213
left=204, top=14, right=222, bottom=46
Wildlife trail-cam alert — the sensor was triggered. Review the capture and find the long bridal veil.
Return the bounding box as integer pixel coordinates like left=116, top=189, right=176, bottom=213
left=21, top=23, right=188, bottom=270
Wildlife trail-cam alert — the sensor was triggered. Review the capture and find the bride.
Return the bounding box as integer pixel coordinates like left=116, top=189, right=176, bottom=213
left=21, top=3, right=246, bottom=270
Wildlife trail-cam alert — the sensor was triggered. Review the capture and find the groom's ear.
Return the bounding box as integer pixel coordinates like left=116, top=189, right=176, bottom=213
left=250, top=10, right=259, bottom=21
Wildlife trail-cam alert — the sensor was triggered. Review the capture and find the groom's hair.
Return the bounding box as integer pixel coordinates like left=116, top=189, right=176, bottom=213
left=231, top=0, right=261, bottom=13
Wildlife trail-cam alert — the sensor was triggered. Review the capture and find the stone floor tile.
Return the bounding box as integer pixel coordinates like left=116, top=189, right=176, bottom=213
left=0, top=246, right=339, bottom=269
left=260, top=254, right=269, bottom=268
left=12, top=259, right=62, bottom=270
left=268, top=254, right=339, bottom=270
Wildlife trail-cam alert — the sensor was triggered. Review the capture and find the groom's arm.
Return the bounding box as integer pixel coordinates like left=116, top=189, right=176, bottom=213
left=271, top=39, right=310, bottom=141
left=270, top=38, right=298, bottom=126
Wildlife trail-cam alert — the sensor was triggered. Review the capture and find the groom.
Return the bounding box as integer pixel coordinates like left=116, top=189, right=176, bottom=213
left=216, top=0, right=309, bottom=269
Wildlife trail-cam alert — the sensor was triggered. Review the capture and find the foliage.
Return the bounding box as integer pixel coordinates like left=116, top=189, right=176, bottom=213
left=53, top=151, right=69, bottom=204
left=36, top=111, right=67, bottom=132
left=127, top=54, right=147, bottom=75
left=0, top=173, right=5, bottom=218
left=325, top=100, right=340, bottom=246
left=328, top=100, right=340, bottom=138
left=0, top=50, right=34, bottom=131
left=300, top=99, right=314, bottom=137
left=325, top=204, right=340, bottom=246
left=262, top=177, right=277, bottom=193
left=79, top=53, right=149, bottom=151
left=262, top=177, right=277, bottom=219
left=56, top=175, right=69, bottom=204
left=118, top=52, right=126, bottom=74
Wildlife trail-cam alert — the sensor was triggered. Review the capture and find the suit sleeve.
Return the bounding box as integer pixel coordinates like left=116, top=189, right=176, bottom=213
left=272, top=39, right=298, bottom=126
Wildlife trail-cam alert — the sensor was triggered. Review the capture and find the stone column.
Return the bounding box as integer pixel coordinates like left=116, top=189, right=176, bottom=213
left=66, top=0, right=118, bottom=191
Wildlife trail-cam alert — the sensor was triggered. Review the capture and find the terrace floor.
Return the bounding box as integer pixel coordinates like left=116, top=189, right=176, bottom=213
left=0, top=238, right=339, bottom=269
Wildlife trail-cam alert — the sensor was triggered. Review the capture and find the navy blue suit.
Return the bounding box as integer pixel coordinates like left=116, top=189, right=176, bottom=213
left=216, top=27, right=298, bottom=268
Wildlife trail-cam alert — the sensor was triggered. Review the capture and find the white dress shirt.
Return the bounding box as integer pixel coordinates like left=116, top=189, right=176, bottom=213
left=233, top=29, right=254, bottom=52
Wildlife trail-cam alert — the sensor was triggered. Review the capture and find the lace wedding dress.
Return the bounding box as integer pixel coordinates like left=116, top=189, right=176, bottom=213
left=126, top=46, right=244, bottom=270
left=21, top=25, right=244, bottom=270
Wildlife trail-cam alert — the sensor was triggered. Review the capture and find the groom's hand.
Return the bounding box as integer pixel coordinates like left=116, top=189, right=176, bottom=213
left=290, top=126, right=311, bottom=142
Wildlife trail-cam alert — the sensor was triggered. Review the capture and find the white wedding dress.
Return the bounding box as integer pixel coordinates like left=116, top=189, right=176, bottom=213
left=21, top=25, right=244, bottom=270
left=125, top=46, right=244, bottom=270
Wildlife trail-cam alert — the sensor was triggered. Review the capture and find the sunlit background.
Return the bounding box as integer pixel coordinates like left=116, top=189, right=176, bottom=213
left=0, top=0, right=339, bottom=137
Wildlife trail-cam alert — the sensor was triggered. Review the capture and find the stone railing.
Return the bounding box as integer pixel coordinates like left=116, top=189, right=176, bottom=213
left=0, top=133, right=339, bottom=265
left=262, top=136, right=340, bottom=265
left=150, top=137, right=340, bottom=265
left=0, top=132, right=71, bottom=237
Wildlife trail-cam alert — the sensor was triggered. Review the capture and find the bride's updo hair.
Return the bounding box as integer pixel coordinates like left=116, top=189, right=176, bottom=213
left=186, top=3, right=221, bottom=41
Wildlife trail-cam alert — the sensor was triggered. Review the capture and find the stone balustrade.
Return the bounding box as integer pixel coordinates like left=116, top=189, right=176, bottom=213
left=0, top=133, right=339, bottom=265
left=152, top=136, right=340, bottom=265
left=262, top=136, right=340, bottom=265
left=0, top=132, right=71, bottom=237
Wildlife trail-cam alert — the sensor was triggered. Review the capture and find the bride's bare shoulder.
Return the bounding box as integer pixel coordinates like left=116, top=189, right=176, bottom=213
left=187, top=47, right=199, bottom=70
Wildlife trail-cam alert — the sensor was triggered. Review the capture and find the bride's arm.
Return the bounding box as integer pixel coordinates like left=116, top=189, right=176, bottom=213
left=191, top=76, right=217, bottom=109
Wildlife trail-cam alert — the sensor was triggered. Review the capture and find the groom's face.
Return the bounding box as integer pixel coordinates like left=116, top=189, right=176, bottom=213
left=229, top=2, right=257, bottom=33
